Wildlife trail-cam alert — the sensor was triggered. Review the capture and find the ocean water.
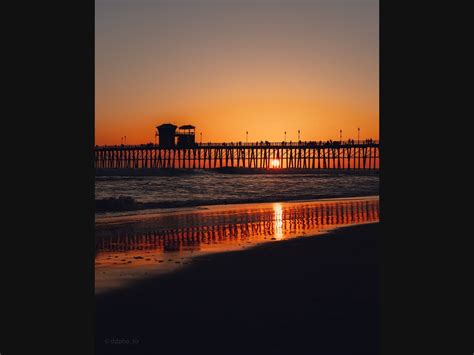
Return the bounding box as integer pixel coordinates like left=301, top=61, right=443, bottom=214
left=95, top=171, right=379, bottom=211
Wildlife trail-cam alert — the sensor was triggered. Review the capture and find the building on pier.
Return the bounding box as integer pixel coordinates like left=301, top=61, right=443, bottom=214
left=176, top=125, right=196, bottom=148
left=156, top=123, right=197, bottom=148
left=156, top=123, right=177, bottom=148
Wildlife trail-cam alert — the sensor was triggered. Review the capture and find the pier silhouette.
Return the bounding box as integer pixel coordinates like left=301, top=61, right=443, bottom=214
left=95, top=139, right=379, bottom=170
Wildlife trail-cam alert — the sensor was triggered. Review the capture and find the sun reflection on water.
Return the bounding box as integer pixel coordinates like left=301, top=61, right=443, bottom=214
left=96, top=198, right=380, bottom=259
left=96, top=198, right=380, bottom=293
left=273, top=203, right=283, bottom=240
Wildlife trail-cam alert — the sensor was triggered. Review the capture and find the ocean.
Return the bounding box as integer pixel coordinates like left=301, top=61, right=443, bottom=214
left=95, top=170, right=379, bottom=212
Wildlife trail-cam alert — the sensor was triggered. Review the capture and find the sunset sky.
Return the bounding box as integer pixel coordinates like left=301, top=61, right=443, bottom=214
left=96, top=0, right=378, bottom=145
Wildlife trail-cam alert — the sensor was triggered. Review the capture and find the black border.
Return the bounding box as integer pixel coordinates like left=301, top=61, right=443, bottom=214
left=380, top=2, right=472, bottom=355
left=2, top=1, right=95, bottom=354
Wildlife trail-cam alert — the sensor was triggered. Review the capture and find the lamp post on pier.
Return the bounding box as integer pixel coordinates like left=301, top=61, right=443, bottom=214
left=340, top=130, right=342, bottom=143
left=246, top=131, right=248, bottom=144
left=284, top=131, right=287, bottom=142
left=358, top=128, right=360, bottom=144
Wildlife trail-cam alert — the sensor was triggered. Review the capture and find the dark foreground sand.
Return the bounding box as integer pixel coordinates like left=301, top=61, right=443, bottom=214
left=96, top=223, right=379, bottom=355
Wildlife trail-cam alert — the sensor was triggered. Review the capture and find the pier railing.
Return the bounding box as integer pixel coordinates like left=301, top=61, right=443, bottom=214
left=95, top=140, right=380, bottom=170
left=96, top=140, right=379, bottom=150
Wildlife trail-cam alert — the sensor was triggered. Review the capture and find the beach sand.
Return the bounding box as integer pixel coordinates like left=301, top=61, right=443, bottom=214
left=96, top=222, right=379, bottom=355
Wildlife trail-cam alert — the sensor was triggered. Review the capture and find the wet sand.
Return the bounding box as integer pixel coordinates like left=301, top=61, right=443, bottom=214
left=95, top=197, right=379, bottom=294
left=96, top=223, right=379, bottom=355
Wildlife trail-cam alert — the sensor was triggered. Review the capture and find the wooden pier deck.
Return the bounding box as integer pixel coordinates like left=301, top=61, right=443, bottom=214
left=95, top=140, right=379, bottom=170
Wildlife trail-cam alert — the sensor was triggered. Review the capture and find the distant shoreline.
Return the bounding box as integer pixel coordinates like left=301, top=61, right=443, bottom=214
left=96, top=167, right=379, bottom=176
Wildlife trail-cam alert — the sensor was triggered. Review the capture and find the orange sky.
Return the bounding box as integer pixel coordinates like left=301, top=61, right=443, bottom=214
left=96, top=0, right=379, bottom=145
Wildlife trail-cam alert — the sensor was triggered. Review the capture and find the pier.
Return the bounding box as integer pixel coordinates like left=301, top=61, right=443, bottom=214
left=94, top=140, right=379, bottom=170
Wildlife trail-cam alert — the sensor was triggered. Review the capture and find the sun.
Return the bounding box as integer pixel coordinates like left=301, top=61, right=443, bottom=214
left=271, top=159, right=281, bottom=168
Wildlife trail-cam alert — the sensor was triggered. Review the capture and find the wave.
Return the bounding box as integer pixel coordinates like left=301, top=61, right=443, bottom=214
left=95, top=192, right=379, bottom=214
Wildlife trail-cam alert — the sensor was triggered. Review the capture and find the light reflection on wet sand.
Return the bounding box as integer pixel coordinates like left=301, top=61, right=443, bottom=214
left=95, top=196, right=379, bottom=293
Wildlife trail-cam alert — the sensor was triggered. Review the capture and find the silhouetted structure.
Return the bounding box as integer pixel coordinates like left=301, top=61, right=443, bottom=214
left=156, top=123, right=197, bottom=148
left=176, top=125, right=196, bottom=148
left=97, top=123, right=379, bottom=170
left=156, top=124, right=177, bottom=148
left=95, top=140, right=379, bottom=170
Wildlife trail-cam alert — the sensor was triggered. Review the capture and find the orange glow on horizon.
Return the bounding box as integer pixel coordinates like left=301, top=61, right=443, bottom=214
left=95, top=108, right=379, bottom=146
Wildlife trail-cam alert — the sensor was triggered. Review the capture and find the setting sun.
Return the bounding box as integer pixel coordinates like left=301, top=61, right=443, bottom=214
left=271, top=159, right=281, bottom=168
